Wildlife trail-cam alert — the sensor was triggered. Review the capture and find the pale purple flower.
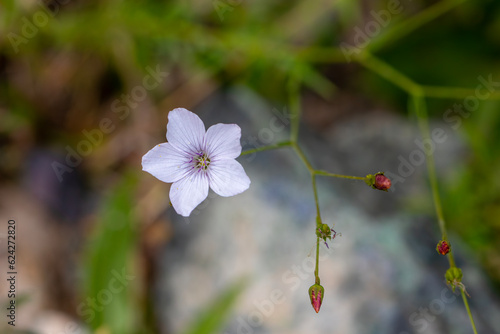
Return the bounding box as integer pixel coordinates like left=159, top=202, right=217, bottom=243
left=142, top=108, right=251, bottom=217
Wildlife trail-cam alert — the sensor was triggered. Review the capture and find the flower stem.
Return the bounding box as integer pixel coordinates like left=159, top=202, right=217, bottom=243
left=411, top=94, right=447, bottom=240
left=311, top=174, right=321, bottom=220
left=292, top=142, right=315, bottom=174
left=411, top=93, right=478, bottom=331
left=240, top=141, right=292, bottom=156
left=312, top=174, right=321, bottom=282
left=357, top=52, right=419, bottom=94
left=315, top=236, right=320, bottom=282
left=314, top=170, right=367, bottom=181
left=288, top=68, right=302, bottom=143
left=422, top=85, right=500, bottom=99
left=461, top=290, right=478, bottom=334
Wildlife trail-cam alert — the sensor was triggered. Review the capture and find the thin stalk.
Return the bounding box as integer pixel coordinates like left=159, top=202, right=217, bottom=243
left=357, top=53, right=419, bottom=94
left=314, top=170, right=366, bottom=181
left=412, top=93, right=477, bottom=331
left=288, top=68, right=302, bottom=143
left=312, top=174, right=321, bottom=282
left=311, top=174, right=321, bottom=220
left=461, top=291, right=478, bottom=334
left=240, top=141, right=292, bottom=156
left=292, top=142, right=315, bottom=174
left=423, top=85, right=500, bottom=100
left=411, top=94, right=447, bottom=239
left=315, top=236, right=320, bottom=282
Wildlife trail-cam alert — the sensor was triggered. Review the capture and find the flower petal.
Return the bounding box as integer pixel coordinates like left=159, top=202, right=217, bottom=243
left=167, top=108, right=206, bottom=155
left=208, top=159, right=250, bottom=197
left=204, top=123, right=242, bottom=160
left=170, top=171, right=209, bottom=217
left=142, top=142, right=193, bottom=183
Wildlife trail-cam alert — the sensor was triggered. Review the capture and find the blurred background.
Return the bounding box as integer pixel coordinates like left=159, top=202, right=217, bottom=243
left=1, top=0, right=500, bottom=333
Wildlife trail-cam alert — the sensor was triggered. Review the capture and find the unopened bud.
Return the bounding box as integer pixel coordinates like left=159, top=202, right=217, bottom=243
left=365, top=172, right=391, bottom=191
left=445, top=267, right=463, bottom=293
left=308, top=283, right=324, bottom=313
left=436, top=240, right=450, bottom=255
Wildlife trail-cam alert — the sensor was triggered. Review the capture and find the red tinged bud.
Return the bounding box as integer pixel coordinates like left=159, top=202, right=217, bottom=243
left=374, top=173, right=391, bottom=191
left=436, top=240, right=451, bottom=255
left=365, top=172, right=391, bottom=191
left=308, top=284, right=324, bottom=313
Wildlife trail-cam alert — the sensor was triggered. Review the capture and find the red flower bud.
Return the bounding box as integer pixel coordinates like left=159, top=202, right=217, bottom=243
left=308, top=284, right=324, bottom=313
left=436, top=240, right=450, bottom=255
left=374, top=173, right=391, bottom=191
left=365, top=172, right=391, bottom=191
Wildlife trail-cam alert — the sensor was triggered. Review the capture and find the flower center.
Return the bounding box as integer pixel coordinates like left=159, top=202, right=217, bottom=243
left=193, top=152, right=211, bottom=171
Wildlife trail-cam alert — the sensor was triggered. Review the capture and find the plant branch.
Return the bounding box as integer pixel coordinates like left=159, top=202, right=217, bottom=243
left=461, top=290, right=478, bottom=334
left=240, top=141, right=292, bottom=156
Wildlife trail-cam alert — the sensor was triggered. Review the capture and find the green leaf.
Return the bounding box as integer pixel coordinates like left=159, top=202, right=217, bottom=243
left=182, top=278, right=248, bottom=334
left=80, top=172, right=139, bottom=333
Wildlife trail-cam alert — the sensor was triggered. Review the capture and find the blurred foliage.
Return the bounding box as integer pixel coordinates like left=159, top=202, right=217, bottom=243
left=1, top=0, right=500, bottom=331
left=81, top=172, right=140, bottom=333
left=182, top=279, right=248, bottom=334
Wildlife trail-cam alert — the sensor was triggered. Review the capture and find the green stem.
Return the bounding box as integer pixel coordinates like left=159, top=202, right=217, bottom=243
left=292, top=142, right=315, bottom=174
left=312, top=174, right=321, bottom=282
left=423, top=85, right=500, bottom=100
left=447, top=251, right=456, bottom=268
left=315, top=236, right=320, bottom=282
left=311, top=174, right=321, bottom=220
left=461, top=290, right=478, bottom=334
left=411, top=94, right=447, bottom=239
left=357, top=52, right=419, bottom=94
left=240, top=141, right=292, bottom=156
left=288, top=68, right=302, bottom=143
left=314, top=170, right=366, bottom=181
left=412, top=93, right=477, bottom=332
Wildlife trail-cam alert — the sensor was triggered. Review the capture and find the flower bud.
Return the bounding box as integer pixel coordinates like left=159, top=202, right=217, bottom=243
left=308, top=283, right=324, bottom=313
left=436, top=240, right=450, bottom=255
left=365, top=172, right=391, bottom=191
left=445, top=267, right=463, bottom=293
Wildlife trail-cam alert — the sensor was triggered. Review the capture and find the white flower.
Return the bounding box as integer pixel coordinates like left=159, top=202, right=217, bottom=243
left=142, top=108, right=251, bottom=217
